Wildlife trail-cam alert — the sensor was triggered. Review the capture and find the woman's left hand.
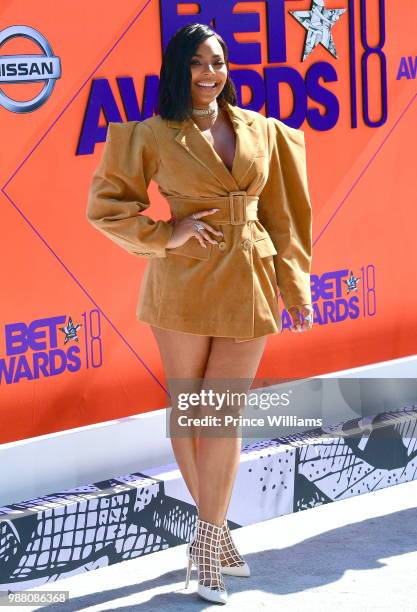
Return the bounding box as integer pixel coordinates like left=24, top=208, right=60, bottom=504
left=287, top=304, right=314, bottom=333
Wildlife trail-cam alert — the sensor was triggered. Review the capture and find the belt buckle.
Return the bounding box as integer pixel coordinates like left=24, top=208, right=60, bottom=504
left=229, top=191, right=247, bottom=225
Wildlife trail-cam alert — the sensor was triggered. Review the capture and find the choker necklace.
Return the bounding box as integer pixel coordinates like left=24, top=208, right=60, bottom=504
left=192, top=100, right=219, bottom=117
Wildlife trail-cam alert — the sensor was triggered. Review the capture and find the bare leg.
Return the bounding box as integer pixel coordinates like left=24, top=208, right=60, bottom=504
left=150, top=325, right=211, bottom=507
left=151, top=325, right=268, bottom=530
left=196, top=335, right=268, bottom=527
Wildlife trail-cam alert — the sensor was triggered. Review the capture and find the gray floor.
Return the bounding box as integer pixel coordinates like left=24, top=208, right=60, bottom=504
left=21, top=478, right=417, bottom=610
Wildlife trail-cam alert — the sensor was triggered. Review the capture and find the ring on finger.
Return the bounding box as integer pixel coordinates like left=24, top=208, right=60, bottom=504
left=194, top=222, right=205, bottom=233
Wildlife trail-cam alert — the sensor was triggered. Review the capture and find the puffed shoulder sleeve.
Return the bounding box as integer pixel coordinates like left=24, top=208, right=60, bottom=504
left=257, top=117, right=312, bottom=310
left=86, top=121, right=174, bottom=258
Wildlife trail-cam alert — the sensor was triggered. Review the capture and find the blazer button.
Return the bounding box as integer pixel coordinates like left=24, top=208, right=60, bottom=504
left=242, top=239, right=252, bottom=250
left=218, top=240, right=226, bottom=251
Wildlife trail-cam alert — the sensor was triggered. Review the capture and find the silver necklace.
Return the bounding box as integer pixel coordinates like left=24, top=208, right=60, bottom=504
left=192, top=100, right=219, bottom=117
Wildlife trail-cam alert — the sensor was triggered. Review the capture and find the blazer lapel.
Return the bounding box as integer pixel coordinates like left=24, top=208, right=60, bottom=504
left=224, top=102, right=262, bottom=187
left=166, top=101, right=262, bottom=191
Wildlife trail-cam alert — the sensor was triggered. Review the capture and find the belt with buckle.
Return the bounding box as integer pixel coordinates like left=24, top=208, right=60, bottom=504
left=167, top=191, right=259, bottom=225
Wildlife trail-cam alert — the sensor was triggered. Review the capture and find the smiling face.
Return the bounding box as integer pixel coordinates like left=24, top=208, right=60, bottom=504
left=189, top=35, right=228, bottom=108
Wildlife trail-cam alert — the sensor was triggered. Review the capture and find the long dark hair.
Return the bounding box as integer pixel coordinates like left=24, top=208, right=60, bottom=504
left=157, top=23, right=237, bottom=121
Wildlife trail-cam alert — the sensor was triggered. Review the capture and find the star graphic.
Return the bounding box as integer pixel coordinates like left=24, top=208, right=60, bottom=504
left=343, top=271, right=361, bottom=294
left=289, top=0, right=347, bottom=61
left=59, top=316, right=82, bottom=344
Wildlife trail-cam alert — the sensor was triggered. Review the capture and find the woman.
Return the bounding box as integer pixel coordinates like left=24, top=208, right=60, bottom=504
left=87, top=23, right=313, bottom=605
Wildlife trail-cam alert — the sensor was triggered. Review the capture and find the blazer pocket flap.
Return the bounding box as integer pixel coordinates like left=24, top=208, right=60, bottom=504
left=253, top=236, right=277, bottom=258
left=167, top=239, right=212, bottom=260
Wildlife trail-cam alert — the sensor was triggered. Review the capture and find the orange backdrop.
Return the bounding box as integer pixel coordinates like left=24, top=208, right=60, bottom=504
left=1, top=1, right=416, bottom=443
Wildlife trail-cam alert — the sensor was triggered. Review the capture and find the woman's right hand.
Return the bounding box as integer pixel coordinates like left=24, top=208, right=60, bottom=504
left=166, top=208, right=224, bottom=249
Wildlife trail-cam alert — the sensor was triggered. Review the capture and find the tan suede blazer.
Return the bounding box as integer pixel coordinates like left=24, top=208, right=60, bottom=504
left=86, top=101, right=312, bottom=342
